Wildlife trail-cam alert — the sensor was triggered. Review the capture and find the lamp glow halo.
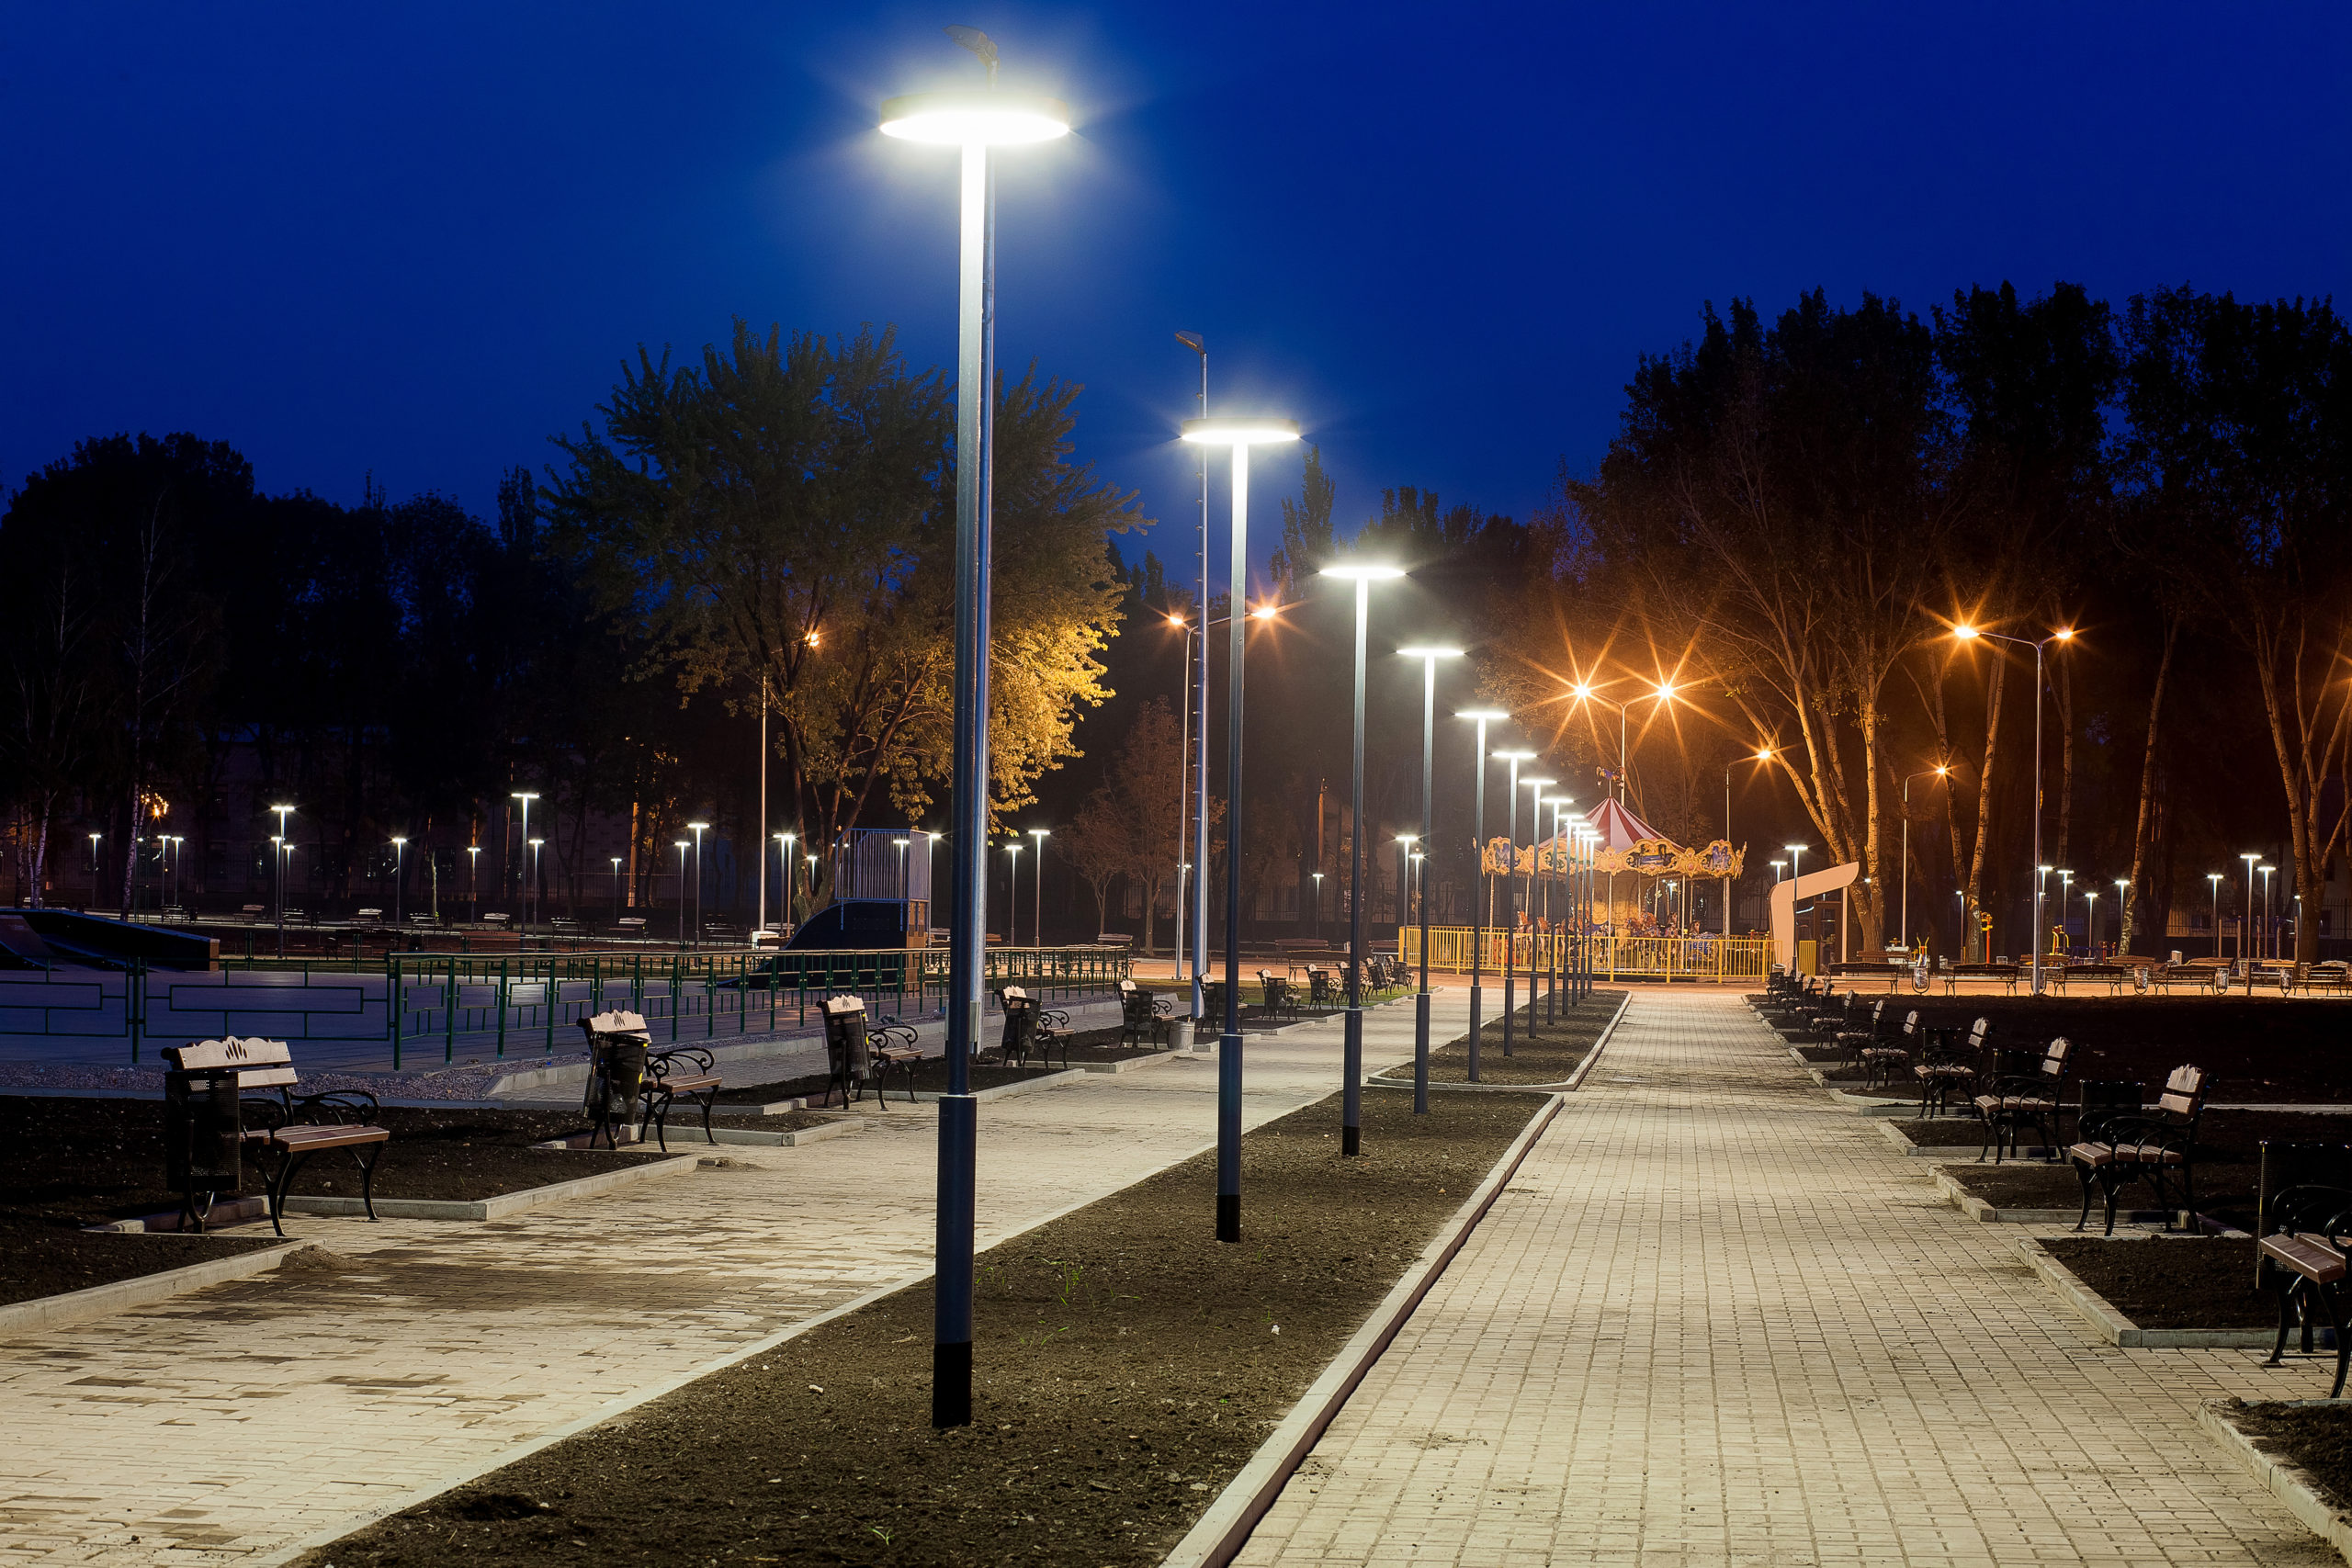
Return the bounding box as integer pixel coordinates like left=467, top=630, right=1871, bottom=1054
left=880, top=92, right=1071, bottom=145
left=1182, top=416, right=1301, bottom=445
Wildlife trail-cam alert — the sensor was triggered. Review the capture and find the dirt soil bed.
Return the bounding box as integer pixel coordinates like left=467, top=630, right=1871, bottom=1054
left=1379, top=989, right=1625, bottom=1086
left=0, top=1096, right=654, bottom=1304
left=293, top=1087, right=1550, bottom=1568
left=1785, top=996, right=2352, bottom=1102
left=2041, top=1236, right=2271, bottom=1328
left=1930, top=1108, right=2352, bottom=1227
left=2223, top=1402, right=2352, bottom=1516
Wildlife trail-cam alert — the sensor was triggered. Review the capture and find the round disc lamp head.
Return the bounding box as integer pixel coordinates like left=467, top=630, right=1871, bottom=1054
left=1182, top=416, right=1301, bottom=446
left=1398, top=647, right=1464, bottom=660
left=1323, top=562, right=1407, bottom=581
left=879, top=91, right=1071, bottom=145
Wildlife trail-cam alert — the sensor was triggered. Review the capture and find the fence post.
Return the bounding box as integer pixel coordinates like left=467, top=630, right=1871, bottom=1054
left=129, top=958, right=144, bottom=1064
left=768, top=953, right=777, bottom=1032
left=445, top=961, right=458, bottom=1062
left=671, top=958, right=682, bottom=1041
left=544, top=958, right=557, bottom=1055
left=495, top=958, right=508, bottom=1057
left=632, top=953, right=643, bottom=1015
left=390, top=954, right=403, bottom=1071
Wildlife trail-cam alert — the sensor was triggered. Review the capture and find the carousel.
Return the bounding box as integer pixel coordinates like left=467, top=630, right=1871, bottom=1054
left=1570, top=797, right=1745, bottom=936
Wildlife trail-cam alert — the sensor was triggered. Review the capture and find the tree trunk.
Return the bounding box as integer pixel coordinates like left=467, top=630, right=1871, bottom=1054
left=2120, top=616, right=2177, bottom=956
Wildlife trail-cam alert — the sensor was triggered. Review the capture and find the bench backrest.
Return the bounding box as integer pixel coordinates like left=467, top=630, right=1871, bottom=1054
left=164, top=1036, right=299, bottom=1091
left=2258, top=1143, right=2352, bottom=1264
left=2157, top=1064, right=2207, bottom=1120
left=2076, top=1079, right=2143, bottom=1142
left=1965, top=1016, right=1994, bottom=1051
left=2040, top=1036, right=2071, bottom=1079
left=582, top=1009, right=651, bottom=1039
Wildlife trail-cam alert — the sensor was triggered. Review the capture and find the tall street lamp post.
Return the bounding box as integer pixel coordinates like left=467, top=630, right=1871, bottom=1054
left=2114, top=877, right=2130, bottom=955
left=673, top=841, right=689, bottom=944
left=2242, top=852, right=2260, bottom=984
left=1491, top=750, right=1537, bottom=1057
left=528, top=840, right=544, bottom=941
left=687, top=822, right=709, bottom=949
left=1175, top=331, right=1211, bottom=1020
left=881, top=33, right=1070, bottom=1430
left=612, top=857, right=624, bottom=923
left=1168, top=602, right=1282, bottom=987
left=1028, top=828, right=1049, bottom=947
left=1454, top=710, right=1508, bottom=1081
left=1398, top=648, right=1463, bottom=1116
left=1519, top=776, right=1555, bottom=1023
left=510, top=792, right=537, bottom=934
left=1726, top=750, right=1775, bottom=939
left=778, top=833, right=797, bottom=928
left=1187, top=414, right=1302, bottom=1232
left=1004, top=842, right=1022, bottom=946
left=1952, top=624, right=2073, bottom=994
left=1898, top=765, right=1949, bottom=949
left=1322, top=561, right=1404, bottom=1156
left=1785, top=843, right=1807, bottom=970
left=2208, top=873, right=2223, bottom=960
left=1541, top=797, right=1568, bottom=1021
left=2259, top=863, right=2276, bottom=961
left=390, top=837, right=407, bottom=925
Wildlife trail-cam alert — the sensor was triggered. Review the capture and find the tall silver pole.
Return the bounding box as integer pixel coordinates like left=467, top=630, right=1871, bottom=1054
left=1500, top=755, right=1521, bottom=1059
left=1174, top=626, right=1188, bottom=982
left=1413, top=657, right=1435, bottom=1115
left=1467, top=719, right=1488, bottom=1081
left=2030, top=642, right=2044, bottom=997
left=1216, top=441, right=1249, bottom=1238
left=757, top=675, right=767, bottom=936
left=1191, top=350, right=1210, bottom=1024
left=1341, top=577, right=1369, bottom=1156
left=933, top=133, right=993, bottom=1429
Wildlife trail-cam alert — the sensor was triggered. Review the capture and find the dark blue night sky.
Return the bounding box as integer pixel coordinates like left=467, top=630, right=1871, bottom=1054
left=6, top=3, right=2347, bottom=570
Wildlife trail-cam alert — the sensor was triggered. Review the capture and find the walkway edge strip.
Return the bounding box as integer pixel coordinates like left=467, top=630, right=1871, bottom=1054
left=1561, top=990, right=1633, bottom=1091
left=1160, top=1089, right=1569, bottom=1568
left=2198, top=1399, right=2352, bottom=1560
left=244, top=1119, right=1281, bottom=1568
left=0, top=1240, right=300, bottom=1334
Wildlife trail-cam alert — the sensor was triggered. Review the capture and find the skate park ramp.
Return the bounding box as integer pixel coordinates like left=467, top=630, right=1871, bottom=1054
left=0, top=910, right=220, bottom=971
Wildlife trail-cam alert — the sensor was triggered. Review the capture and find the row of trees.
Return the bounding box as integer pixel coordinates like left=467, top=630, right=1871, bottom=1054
left=1510, top=283, right=2352, bottom=960
left=0, top=322, right=1139, bottom=919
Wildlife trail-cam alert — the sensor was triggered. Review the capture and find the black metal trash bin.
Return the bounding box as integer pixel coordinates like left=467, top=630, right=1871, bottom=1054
left=164, top=1059, right=243, bottom=1232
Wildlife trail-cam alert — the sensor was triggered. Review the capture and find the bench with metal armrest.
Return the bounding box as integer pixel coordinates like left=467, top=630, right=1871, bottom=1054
left=1972, top=1036, right=2071, bottom=1164
left=820, top=994, right=920, bottom=1106
left=164, top=1036, right=391, bottom=1238
left=2258, top=1182, right=2352, bottom=1398
left=1912, top=1014, right=1992, bottom=1118
left=577, top=1010, right=723, bottom=1151
left=2067, top=1064, right=2208, bottom=1235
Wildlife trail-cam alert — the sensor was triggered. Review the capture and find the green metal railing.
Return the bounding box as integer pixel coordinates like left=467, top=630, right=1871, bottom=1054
left=1402, top=927, right=1771, bottom=984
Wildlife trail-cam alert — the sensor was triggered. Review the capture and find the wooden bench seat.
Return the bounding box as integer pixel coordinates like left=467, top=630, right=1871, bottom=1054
left=1972, top=1037, right=2071, bottom=1163
left=2258, top=1182, right=2352, bottom=1397
left=820, top=995, right=920, bottom=1106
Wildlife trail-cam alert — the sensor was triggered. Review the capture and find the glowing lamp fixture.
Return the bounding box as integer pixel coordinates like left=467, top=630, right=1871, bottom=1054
left=1248, top=603, right=1280, bottom=620
left=879, top=91, right=1070, bottom=146
left=1397, top=646, right=1464, bottom=660
left=1182, top=416, right=1302, bottom=446
left=1455, top=707, right=1509, bottom=722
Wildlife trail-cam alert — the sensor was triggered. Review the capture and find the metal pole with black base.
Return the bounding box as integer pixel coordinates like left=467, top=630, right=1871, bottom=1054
left=880, top=42, right=1070, bottom=1430
left=1186, top=414, right=1302, bottom=1237
left=1326, top=565, right=1401, bottom=1154
left=1400, top=649, right=1459, bottom=1115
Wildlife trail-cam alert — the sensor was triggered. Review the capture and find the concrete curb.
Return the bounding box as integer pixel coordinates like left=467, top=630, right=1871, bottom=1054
left=2018, top=1237, right=2277, bottom=1348
left=1929, top=1166, right=2176, bottom=1228
left=278, top=1154, right=700, bottom=1221
left=1563, top=990, right=1633, bottom=1091
left=2199, top=1400, right=2352, bottom=1562
left=0, top=1239, right=300, bottom=1333
left=1159, top=1092, right=1568, bottom=1568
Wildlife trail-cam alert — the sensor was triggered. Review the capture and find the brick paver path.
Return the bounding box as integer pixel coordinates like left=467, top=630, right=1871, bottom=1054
left=0, top=998, right=1455, bottom=1566
left=1239, top=988, right=2335, bottom=1567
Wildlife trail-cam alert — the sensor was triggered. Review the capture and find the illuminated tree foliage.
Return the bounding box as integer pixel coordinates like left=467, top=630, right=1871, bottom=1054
left=546, top=321, right=1140, bottom=898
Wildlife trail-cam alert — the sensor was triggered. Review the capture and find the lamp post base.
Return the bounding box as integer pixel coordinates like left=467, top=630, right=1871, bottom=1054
left=931, top=1341, right=972, bottom=1427
left=932, top=1092, right=978, bottom=1430
left=1466, top=980, right=1483, bottom=1083
left=1500, top=971, right=1517, bottom=1057
left=1413, top=989, right=1431, bottom=1114
left=1216, top=1028, right=1243, bottom=1241
left=1342, top=1004, right=1363, bottom=1156
left=1216, top=1191, right=1239, bottom=1242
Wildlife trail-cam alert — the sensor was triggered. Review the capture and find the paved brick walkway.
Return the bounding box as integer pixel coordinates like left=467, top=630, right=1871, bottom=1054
left=0, top=999, right=1444, bottom=1566
left=1239, top=988, right=2335, bottom=1567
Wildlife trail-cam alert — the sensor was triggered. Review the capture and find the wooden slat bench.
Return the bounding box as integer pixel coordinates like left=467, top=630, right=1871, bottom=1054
left=2048, top=964, right=2129, bottom=996
left=164, top=1036, right=391, bottom=1237
left=578, top=1010, right=721, bottom=1151
left=2257, top=1180, right=2352, bottom=1397
left=1911, top=1014, right=1992, bottom=1118
left=1117, top=979, right=1173, bottom=1045
left=821, top=994, right=920, bottom=1106
left=2068, top=1064, right=2209, bottom=1235
left=1942, top=963, right=2020, bottom=995
left=1971, top=1036, right=2071, bottom=1163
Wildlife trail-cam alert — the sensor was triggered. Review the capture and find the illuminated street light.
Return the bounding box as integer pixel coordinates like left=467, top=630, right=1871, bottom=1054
left=1492, top=750, right=1539, bottom=1058
left=1519, top=777, right=1555, bottom=1027
left=688, top=822, right=710, bottom=950
left=1027, top=829, right=1049, bottom=947
left=1453, top=709, right=1510, bottom=1079
left=1729, top=748, right=1777, bottom=940
left=1898, top=765, right=1950, bottom=949
left=390, top=837, right=407, bottom=926
left=1952, top=624, right=2074, bottom=994
left=510, top=792, right=538, bottom=934
left=883, top=26, right=1072, bottom=1430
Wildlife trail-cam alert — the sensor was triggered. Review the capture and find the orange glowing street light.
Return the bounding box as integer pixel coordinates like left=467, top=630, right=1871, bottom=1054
left=1952, top=623, right=2076, bottom=993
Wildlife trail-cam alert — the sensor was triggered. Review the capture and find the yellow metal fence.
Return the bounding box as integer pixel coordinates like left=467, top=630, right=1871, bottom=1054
left=1401, top=926, right=1771, bottom=984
